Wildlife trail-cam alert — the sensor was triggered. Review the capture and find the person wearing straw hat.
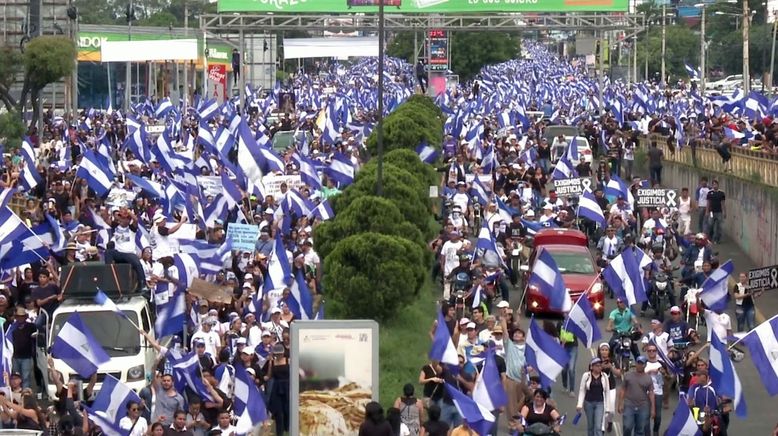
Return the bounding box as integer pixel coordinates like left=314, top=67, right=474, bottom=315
left=48, top=242, right=78, bottom=267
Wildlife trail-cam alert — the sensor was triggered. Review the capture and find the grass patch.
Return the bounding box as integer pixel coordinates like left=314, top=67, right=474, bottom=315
left=379, top=278, right=440, bottom=408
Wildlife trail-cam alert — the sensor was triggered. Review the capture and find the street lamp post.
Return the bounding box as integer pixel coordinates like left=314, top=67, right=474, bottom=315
left=770, top=12, right=777, bottom=94
left=701, top=4, right=706, bottom=93
left=376, top=0, right=385, bottom=196
left=125, top=0, right=133, bottom=112
left=743, top=0, right=751, bottom=94
left=661, top=3, right=667, bottom=84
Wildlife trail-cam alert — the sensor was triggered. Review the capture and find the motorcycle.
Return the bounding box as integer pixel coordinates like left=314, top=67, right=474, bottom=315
left=472, top=202, right=482, bottom=233
left=509, top=238, right=524, bottom=286
left=728, top=332, right=747, bottom=363
left=650, top=272, right=672, bottom=322
left=683, top=287, right=702, bottom=331
left=614, top=330, right=640, bottom=373
left=693, top=400, right=732, bottom=436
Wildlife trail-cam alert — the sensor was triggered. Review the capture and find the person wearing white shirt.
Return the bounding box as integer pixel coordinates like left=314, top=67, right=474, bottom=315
left=643, top=343, right=666, bottom=435
left=440, top=232, right=464, bottom=300
left=641, top=210, right=668, bottom=232
left=677, top=187, right=693, bottom=235
left=244, top=313, right=263, bottom=347
left=608, top=198, right=633, bottom=225
left=190, top=318, right=222, bottom=358
left=119, top=401, right=148, bottom=436
left=703, top=308, right=732, bottom=344
left=538, top=204, right=556, bottom=225
left=212, top=411, right=237, bottom=436
left=641, top=319, right=672, bottom=355
left=451, top=182, right=471, bottom=214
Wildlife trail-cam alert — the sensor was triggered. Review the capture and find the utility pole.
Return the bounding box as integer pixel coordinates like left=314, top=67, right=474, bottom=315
left=68, top=2, right=78, bottom=115
left=770, top=12, right=777, bottom=95
left=376, top=0, right=385, bottom=196
left=124, top=0, right=133, bottom=112
left=661, top=2, right=666, bottom=84
left=182, top=0, right=188, bottom=113
left=633, top=36, right=637, bottom=82
left=701, top=4, right=706, bottom=93
left=597, top=32, right=604, bottom=117
left=743, top=0, right=751, bottom=93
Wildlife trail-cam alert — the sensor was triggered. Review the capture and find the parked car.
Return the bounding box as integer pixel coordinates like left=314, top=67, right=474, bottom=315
left=708, top=74, right=743, bottom=90
left=520, top=228, right=605, bottom=318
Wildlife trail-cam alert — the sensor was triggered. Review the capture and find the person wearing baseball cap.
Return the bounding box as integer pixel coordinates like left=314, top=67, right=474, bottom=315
left=664, top=306, right=690, bottom=345
left=618, top=354, right=654, bottom=436
left=575, top=356, right=612, bottom=434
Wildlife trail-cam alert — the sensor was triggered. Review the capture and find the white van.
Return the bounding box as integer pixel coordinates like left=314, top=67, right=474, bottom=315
left=46, top=264, right=157, bottom=399
left=46, top=296, right=157, bottom=399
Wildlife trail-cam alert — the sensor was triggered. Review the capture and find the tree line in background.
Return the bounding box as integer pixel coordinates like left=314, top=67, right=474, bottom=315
left=635, top=0, right=777, bottom=83
left=0, top=36, right=76, bottom=147
left=387, top=31, right=521, bottom=81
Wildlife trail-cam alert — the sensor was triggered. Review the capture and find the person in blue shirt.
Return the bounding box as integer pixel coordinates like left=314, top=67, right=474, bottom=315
left=680, top=260, right=713, bottom=302
left=663, top=306, right=691, bottom=344
left=680, top=234, right=713, bottom=279
left=688, top=369, right=718, bottom=411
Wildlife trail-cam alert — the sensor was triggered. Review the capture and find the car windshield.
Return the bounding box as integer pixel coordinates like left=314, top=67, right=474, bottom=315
left=547, top=251, right=595, bottom=275
left=50, top=311, right=141, bottom=357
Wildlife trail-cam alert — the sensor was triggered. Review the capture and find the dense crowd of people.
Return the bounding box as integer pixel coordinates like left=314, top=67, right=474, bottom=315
left=1, top=39, right=775, bottom=436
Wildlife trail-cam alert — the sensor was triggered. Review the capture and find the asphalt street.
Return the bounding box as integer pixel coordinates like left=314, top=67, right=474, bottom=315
left=504, top=225, right=778, bottom=435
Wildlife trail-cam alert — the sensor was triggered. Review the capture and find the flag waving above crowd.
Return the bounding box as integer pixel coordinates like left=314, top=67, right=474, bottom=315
left=3, top=30, right=778, bottom=436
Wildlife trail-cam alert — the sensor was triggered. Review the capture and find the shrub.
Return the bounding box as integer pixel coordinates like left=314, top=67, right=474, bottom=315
left=323, top=232, right=426, bottom=322
left=314, top=195, right=426, bottom=260
left=332, top=164, right=434, bottom=237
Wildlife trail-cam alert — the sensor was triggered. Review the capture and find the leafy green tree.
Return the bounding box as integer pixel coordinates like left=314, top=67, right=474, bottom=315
left=0, top=47, right=23, bottom=112
left=388, top=31, right=520, bottom=81
left=450, top=32, right=520, bottom=81
left=382, top=148, right=440, bottom=187
left=404, top=94, right=443, bottom=121
left=356, top=162, right=428, bottom=208
left=322, top=232, right=425, bottom=322
left=333, top=164, right=434, bottom=237
left=0, top=111, right=25, bottom=149
left=314, top=195, right=425, bottom=260
left=365, top=112, right=442, bottom=158
left=365, top=98, right=444, bottom=159
left=19, top=36, right=76, bottom=129
left=636, top=25, right=699, bottom=79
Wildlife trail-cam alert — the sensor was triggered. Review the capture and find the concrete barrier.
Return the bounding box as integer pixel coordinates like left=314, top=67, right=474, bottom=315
left=658, top=162, right=778, bottom=267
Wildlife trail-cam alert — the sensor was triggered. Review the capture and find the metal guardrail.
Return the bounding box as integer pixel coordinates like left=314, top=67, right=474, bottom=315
left=641, top=134, right=778, bottom=188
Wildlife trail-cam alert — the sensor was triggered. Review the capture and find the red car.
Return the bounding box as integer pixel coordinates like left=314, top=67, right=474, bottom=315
left=520, top=228, right=605, bottom=319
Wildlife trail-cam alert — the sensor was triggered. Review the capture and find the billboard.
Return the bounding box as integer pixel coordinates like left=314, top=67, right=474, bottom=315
left=290, top=320, right=379, bottom=436
left=219, top=0, right=629, bottom=13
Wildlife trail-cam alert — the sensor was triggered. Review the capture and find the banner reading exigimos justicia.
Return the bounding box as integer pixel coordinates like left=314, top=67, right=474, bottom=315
left=218, top=0, right=629, bottom=13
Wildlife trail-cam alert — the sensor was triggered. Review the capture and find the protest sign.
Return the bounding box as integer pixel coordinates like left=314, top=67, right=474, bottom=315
left=747, top=265, right=778, bottom=291
left=189, top=278, right=235, bottom=304
left=197, top=176, right=223, bottom=198
left=552, top=177, right=592, bottom=196
left=262, top=175, right=306, bottom=198
left=636, top=188, right=678, bottom=208
left=226, top=223, right=260, bottom=251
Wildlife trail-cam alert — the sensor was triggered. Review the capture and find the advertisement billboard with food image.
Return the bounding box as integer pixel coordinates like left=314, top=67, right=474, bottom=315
left=290, top=320, right=379, bottom=436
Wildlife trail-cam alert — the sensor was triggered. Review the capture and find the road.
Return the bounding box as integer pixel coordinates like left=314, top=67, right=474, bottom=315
left=504, top=228, right=778, bottom=435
